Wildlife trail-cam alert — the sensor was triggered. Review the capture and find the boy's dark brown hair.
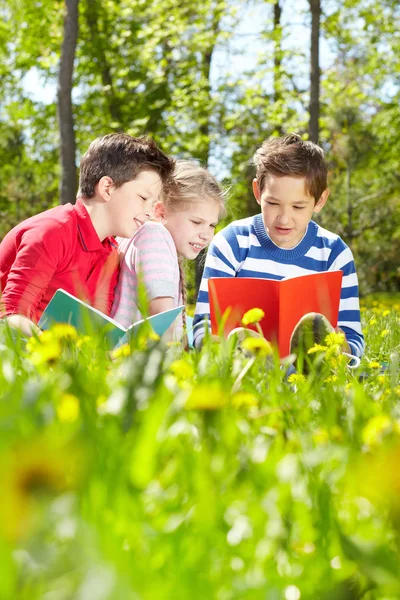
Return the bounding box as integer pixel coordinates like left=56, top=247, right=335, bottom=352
left=254, top=133, right=328, bottom=202
left=78, top=133, right=175, bottom=198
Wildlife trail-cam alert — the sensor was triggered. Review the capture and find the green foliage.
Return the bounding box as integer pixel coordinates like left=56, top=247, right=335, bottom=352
left=0, top=298, right=400, bottom=598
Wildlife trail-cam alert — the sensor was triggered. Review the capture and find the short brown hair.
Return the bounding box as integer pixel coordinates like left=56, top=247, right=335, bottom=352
left=254, top=133, right=328, bottom=201
left=78, top=133, right=174, bottom=198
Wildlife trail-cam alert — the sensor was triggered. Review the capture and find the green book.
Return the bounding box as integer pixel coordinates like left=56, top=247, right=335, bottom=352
left=38, top=289, right=184, bottom=348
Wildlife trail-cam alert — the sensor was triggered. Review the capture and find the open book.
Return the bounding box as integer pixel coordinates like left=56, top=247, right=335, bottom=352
left=209, top=271, right=343, bottom=356
left=38, top=289, right=184, bottom=348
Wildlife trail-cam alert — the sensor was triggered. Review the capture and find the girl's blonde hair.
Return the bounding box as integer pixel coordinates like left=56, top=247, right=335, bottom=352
left=164, top=159, right=226, bottom=218
left=164, top=159, right=227, bottom=338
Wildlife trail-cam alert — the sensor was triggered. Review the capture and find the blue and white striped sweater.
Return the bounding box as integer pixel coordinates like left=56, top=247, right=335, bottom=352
left=193, top=214, right=364, bottom=357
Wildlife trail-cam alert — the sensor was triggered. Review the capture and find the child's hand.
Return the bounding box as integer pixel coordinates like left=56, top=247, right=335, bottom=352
left=334, top=326, right=351, bottom=354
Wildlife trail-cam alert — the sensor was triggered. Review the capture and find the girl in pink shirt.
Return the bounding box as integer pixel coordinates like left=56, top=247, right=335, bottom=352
left=111, top=160, right=226, bottom=340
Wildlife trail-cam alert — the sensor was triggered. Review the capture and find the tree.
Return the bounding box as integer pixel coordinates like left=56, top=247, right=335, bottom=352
left=308, top=0, right=320, bottom=143
left=57, top=0, right=79, bottom=205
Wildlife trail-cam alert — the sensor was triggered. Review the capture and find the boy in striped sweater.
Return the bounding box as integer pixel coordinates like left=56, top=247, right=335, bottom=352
left=193, top=133, right=364, bottom=358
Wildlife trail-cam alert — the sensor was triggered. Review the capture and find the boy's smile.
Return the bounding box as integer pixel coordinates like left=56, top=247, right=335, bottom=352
left=253, top=175, right=328, bottom=249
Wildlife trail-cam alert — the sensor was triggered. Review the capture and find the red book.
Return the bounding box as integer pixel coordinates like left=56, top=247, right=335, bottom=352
left=209, top=271, right=343, bottom=356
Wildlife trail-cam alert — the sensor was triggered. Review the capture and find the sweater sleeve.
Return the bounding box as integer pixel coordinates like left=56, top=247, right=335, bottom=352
left=193, top=225, right=243, bottom=348
left=328, top=239, right=364, bottom=357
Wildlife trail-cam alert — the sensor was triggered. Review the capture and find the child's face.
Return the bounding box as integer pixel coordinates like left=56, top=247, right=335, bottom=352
left=161, top=200, right=220, bottom=259
left=108, top=170, right=162, bottom=238
left=253, top=175, right=328, bottom=249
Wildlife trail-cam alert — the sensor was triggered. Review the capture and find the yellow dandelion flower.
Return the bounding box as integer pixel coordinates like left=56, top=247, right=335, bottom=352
left=368, top=361, right=381, bottom=369
left=362, top=414, right=392, bottom=447
left=242, top=308, right=265, bottom=326
left=185, top=382, right=228, bottom=411
left=26, top=335, right=62, bottom=366
left=313, top=428, right=329, bottom=445
left=51, top=323, right=78, bottom=341
left=0, top=437, right=85, bottom=542
left=240, top=336, right=272, bottom=357
left=307, top=344, right=328, bottom=354
left=381, top=329, right=389, bottom=338
left=383, top=310, right=390, bottom=317
left=111, top=344, right=131, bottom=359
left=369, top=318, right=377, bottom=326
left=287, top=373, right=306, bottom=385
left=325, top=331, right=345, bottom=347
left=76, top=335, right=92, bottom=348
left=170, top=359, right=195, bottom=381
left=324, top=374, right=339, bottom=383
left=56, top=394, right=80, bottom=423
left=394, top=386, right=400, bottom=397
left=231, top=392, right=259, bottom=408
left=378, top=375, right=388, bottom=385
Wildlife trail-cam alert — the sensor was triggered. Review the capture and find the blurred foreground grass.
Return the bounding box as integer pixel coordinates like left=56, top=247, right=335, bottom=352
left=0, top=296, right=399, bottom=599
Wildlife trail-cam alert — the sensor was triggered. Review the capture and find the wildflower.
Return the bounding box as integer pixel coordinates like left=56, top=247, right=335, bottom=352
left=324, top=374, right=338, bottom=383
left=56, top=394, right=80, bottom=423
left=325, top=331, right=345, bottom=347
left=26, top=333, right=62, bottom=366
left=242, top=308, right=265, bottom=326
left=362, top=414, right=392, bottom=447
left=111, top=344, right=131, bottom=359
left=368, top=361, right=381, bottom=369
left=369, top=318, right=377, bottom=326
left=383, top=310, right=390, bottom=317
left=381, top=329, right=389, bottom=338
left=231, top=392, right=259, bottom=408
left=170, top=359, right=195, bottom=381
left=185, top=382, right=228, bottom=411
left=0, top=437, right=84, bottom=542
left=241, top=336, right=272, bottom=357
left=287, top=373, right=306, bottom=385
left=378, top=375, right=388, bottom=385
left=76, top=335, right=92, bottom=348
left=307, top=344, right=328, bottom=354
left=51, top=323, right=78, bottom=341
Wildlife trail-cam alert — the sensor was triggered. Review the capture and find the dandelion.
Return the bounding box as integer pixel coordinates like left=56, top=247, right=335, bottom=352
left=324, top=374, right=338, bottom=383
left=307, top=344, right=328, bottom=354
left=368, top=361, right=381, bottom=369
left=111, top=344, right=131, bottom=359
left=185, top=382, right=228, bottom=411
left=362, top=414, right=392, bottom=447
left=51, top=323, right=78, bottom=341
left=56, top=394, right=80, bottom=423
left=381, top=329, right=389, bottom=338
left=170, top=359, right=195, bottom=381
left=287, top=373, right=306, bottom=385
left=0, top=437, right=84, bottom=542
left=231, top=392, right=259, bottom=409
left=369, top=318, right=377, bottom=326
left=242, top=308, right=265, bottom=326
left=26, top=333, right=62, bottom=366
left=325, top=331, right=345, bottom=347
left=241, top=337, right=272, bottom=357
left=383, top=310, right=390, bottom=317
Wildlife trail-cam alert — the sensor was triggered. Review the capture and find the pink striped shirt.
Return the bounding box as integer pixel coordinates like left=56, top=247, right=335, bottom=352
left=111, top=222, right=183, bottom=335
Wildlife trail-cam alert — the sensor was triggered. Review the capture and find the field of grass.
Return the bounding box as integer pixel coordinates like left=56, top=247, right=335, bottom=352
left=0, top=296, right=399, bottom=599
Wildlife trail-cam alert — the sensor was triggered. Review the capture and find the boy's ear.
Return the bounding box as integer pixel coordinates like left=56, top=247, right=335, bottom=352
left=253, top=178, right=262, bottom=205
left=96, top=176, right=114, bottom=202
left=152, top=201, right=166, bottom=221
left=313, top=188, right=330, bottom=214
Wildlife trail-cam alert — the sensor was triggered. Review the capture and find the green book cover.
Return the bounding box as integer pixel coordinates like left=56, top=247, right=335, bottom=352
left=38, top=289, right=184, bottom=347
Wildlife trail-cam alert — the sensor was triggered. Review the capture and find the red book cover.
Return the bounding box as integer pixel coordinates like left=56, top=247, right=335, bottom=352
left=208, top=271, right=343, bottom=356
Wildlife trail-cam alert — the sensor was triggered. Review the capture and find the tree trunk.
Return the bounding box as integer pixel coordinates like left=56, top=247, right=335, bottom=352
left=273, top=0, right=282, bottom=105
left=57, top=0, right=79, bottom=205
left=308, top=0, right=320, bottom=144
left=194, top=7, right=222, bottom=295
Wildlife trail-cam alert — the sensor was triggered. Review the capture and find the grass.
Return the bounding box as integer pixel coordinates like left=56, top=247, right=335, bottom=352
left=0, top=296, right=399, bottom=599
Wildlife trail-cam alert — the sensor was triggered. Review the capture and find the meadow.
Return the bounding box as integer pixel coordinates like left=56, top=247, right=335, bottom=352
left=0, top=296, right=399, bottom=600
